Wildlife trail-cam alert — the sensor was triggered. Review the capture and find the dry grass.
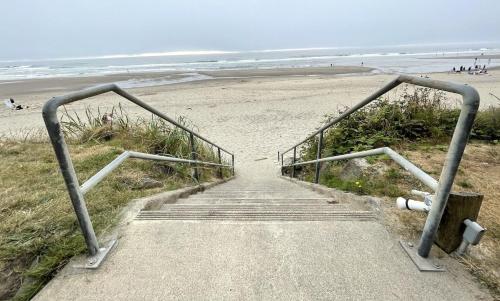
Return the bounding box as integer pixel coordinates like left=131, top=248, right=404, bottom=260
left=361, top=142, right=500, bottom=296
left=0, top=141, right=193, bottom=300
left=402, top=142, right=500, bottom=294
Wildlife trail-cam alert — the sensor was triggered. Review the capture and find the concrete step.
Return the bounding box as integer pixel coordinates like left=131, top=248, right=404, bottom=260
left=190, top=192, right=318, bottom=198
left=160, top=204, right=346, bottom=209
left=175, top=199, right=338, bottom=205
left=184, top=196, right=333, bottom=202
left=140, top=177, right=373, bottom=221
left=136, top=210, right=376, bottom=221
left=206, top=186, right=298, bottom=192
left=197, top=189, right=317, bottom=195
left=207, top=185, right=298, bottom=189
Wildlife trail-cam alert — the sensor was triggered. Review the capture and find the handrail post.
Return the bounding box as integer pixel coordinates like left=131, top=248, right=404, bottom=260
left=189, top=133, right=199, bottom=181
left=217, top=148, right=223, bottom=178
left=416, top=86, right=480, bottom=258
left=314, top=131, right=324, bottom=184
left=291, top=147, right=296, bottom=178
left=231, top=154, right=235, bottom=175
left=43, top=105, right=101, bottom=257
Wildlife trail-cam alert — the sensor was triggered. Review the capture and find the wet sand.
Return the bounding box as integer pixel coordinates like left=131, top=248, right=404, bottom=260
left=0, top=66, right=372, bottom=99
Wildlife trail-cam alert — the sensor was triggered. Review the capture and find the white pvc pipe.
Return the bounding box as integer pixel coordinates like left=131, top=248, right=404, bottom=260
left=411, top=189, right=431, bottom=197
left=396, top=197, right=431, bottom=212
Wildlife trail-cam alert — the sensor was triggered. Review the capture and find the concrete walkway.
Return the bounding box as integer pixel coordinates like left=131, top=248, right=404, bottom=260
left=34, top=169, right=491, bottom=300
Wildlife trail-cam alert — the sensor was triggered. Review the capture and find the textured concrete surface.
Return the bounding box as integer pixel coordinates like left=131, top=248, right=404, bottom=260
left=35, top=220, right=490, bottom=300
left=34, top=176, right=491, bottom=300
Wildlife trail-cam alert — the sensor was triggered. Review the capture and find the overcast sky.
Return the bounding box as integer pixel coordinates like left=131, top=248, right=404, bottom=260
left=1, top=0, right=499, bottom=60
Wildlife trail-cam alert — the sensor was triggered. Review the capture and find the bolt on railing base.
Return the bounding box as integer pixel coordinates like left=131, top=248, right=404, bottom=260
left=399, top=241, right=445, bottom=272
left=74, top=239, right=117, bottom=269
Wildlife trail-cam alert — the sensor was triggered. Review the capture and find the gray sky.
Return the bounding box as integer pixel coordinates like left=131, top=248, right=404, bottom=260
left=1, top=0, right=500, bottom=60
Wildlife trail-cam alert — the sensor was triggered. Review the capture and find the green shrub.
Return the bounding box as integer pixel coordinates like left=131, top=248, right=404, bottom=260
left=300, top=86, right=500, bottom=162
left=294, top=86, right=500, bottom=197
left=472, top=106, right=500, bottom=141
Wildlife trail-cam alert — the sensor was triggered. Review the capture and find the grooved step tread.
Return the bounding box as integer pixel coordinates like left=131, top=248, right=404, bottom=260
left=174, top=201, right=339, bottom=205
left=137, top=178, right=376, bottom=222
left=136, top=209, right=376, bottom=221
left=191, top=197, right=322, bottom=200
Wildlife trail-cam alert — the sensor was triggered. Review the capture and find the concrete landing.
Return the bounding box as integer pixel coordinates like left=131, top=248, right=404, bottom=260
left=34, top=176, right=491, bottom=300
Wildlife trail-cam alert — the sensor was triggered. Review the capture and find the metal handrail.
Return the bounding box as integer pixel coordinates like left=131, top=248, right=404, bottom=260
left=43, top=83, right=235, bottom=268
left=279, top=75, right=480, bottom=259
left=283, top=147, right=439, bottom=191
left=80, top=150, right=232, bottom=195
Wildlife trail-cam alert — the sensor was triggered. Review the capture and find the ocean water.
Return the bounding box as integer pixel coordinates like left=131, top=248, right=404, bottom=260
left=1, top=42, right=499, bottom=83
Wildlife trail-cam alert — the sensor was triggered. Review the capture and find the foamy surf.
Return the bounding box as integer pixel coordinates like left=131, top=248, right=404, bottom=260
left=1, top=42, right=499, bottom=81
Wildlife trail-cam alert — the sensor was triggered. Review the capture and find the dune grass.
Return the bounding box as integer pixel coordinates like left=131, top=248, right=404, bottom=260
left=0, top=106, right=230, bottom=300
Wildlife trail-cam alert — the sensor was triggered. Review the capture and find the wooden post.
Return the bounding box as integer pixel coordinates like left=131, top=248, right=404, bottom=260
left=435, top=191, right=483, bottom=253
left=291, top=147, right=296, bottom=178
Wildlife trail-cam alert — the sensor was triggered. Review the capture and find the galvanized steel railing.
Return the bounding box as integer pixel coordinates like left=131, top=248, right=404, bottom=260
left=279, top=75, right=480, bottom=260
left=43, top=83, right=235, bottom=268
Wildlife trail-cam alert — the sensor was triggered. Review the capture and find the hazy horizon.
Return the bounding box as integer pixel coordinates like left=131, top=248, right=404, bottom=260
left=2, top=41, right=500, bottom=63
left=2, top=0, right=500, bottom=61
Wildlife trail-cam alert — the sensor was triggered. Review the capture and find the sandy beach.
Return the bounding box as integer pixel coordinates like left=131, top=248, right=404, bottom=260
left=1, top=68, right=500, bottom=174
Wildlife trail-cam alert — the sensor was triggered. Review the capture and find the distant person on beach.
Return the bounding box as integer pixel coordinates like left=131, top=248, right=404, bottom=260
left=4, top=98, right=15, bottom=109
left=3, top=98, right=26, bottom=110
left=4, top=98, right=27, bottom=110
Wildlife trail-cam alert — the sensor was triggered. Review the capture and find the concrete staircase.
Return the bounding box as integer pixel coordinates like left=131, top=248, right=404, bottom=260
left=137, top=177, right=376, bottom=221
left=35, top=174, right=490, bottom=300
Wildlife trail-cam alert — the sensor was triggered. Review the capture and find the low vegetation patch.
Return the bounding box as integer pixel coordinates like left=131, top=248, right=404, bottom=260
left=288, top=86, right=500, bottom=296
left=298, top=86, right=499, bottom=163
left=0, top=106, right=230, bottom=300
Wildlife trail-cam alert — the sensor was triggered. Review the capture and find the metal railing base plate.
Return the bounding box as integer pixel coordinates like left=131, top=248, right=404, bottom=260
left=399, top=241, right=445, bottom=272
left=82, top=239, right=117, bottom=269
